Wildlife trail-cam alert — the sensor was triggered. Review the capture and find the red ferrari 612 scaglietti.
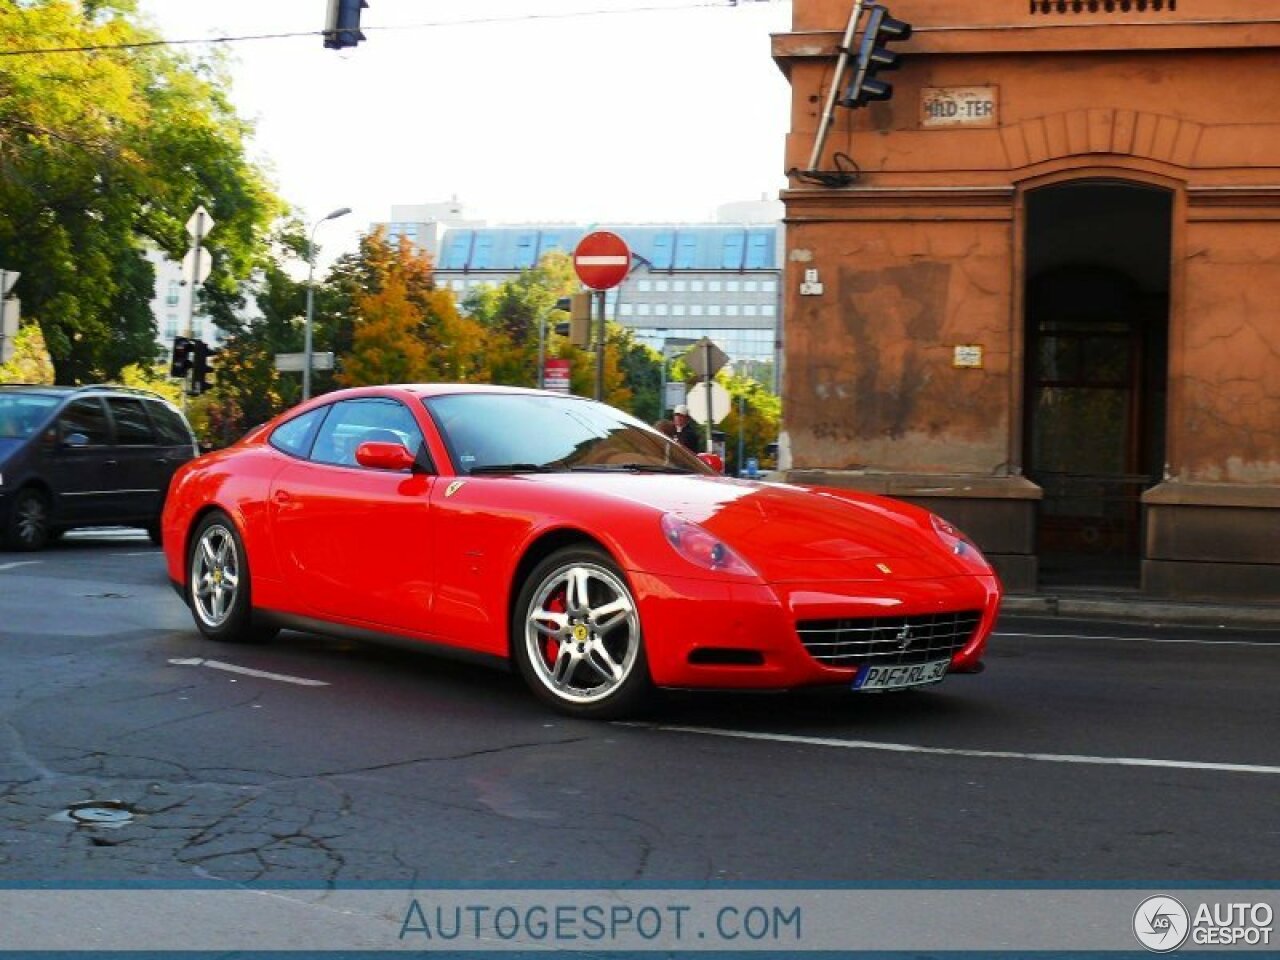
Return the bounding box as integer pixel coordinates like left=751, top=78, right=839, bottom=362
left=162, top=384, right=1001, bottom=718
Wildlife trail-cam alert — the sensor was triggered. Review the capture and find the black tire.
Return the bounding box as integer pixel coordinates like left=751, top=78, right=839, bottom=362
left=186, top=511, right=277, bottom=644
left=3, top=488, right=51, bottom=552
left=511, top=545, right=653, bottom=719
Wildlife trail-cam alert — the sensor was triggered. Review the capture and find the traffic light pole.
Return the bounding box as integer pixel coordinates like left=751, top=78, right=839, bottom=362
left=805, top=0, right=866, bottom=173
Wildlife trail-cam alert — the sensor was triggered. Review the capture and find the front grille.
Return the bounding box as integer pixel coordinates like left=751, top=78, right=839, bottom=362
left=797, top=610, right=982, bottom=668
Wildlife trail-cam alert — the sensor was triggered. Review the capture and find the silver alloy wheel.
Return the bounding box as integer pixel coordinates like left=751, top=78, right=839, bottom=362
left=524, top=561, right=640, bottom=705
left=191, top=523, right=240, bottom=629
left=14, top=493, right=47, bottom=546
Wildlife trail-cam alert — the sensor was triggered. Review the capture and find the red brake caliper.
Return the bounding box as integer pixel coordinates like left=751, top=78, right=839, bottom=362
left=542, top=588, right=567, bottom=667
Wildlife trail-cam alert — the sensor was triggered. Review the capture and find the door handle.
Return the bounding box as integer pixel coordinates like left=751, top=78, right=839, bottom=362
left=272, top=490, right=293, bottom=505
left=104, top=459, right=119, bottom=467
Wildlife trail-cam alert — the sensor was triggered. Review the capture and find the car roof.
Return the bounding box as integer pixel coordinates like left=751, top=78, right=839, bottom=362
left=0, top=384, right=172, bottom=402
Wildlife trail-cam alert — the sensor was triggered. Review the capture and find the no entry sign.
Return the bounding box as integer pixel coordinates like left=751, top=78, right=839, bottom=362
left=573, top=231, right=631, bottom=290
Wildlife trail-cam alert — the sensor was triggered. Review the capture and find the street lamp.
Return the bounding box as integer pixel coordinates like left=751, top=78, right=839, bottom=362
left=303, top=206, right=351, bottom=401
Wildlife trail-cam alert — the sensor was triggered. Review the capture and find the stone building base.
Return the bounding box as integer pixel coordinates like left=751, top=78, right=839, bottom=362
left=1142, top=483, right=1280, bottom=604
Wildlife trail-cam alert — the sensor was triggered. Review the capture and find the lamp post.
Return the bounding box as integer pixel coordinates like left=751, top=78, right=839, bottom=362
left=303, top=206, right=351, bottom=401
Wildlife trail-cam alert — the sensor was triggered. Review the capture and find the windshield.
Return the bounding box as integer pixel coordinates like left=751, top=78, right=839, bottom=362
left=0, top=393, right=59, bottom=439
left=424, top=392, right=712, bottom=476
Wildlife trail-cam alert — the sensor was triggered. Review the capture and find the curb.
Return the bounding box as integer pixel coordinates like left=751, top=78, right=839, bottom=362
left=1001, top=594, right=1280, bottom=630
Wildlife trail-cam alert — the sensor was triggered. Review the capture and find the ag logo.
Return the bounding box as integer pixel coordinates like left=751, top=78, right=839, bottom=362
left=1134, top=895, right=1190, bottom=952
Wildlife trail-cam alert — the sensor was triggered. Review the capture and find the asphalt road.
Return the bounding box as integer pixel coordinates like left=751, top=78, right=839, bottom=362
left=2, top=531, right=1278, bottom=886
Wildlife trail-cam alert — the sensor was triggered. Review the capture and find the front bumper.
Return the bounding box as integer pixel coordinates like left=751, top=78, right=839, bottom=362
left=633, top=571, right=1001, bottom=690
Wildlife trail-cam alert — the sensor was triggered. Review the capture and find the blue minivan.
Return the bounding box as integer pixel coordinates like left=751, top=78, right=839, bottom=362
left=0, top=385, right=198, bottom=550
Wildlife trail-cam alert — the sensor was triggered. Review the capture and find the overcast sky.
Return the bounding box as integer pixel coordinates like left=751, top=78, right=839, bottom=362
left=136, top=0, right=793, bottom=260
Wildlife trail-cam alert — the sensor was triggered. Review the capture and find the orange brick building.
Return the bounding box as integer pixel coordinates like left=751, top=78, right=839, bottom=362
left=772, top=0, right=1280, bottom=602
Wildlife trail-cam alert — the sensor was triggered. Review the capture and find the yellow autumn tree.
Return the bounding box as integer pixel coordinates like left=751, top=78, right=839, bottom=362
left=338, top=273, right=432, bottom=386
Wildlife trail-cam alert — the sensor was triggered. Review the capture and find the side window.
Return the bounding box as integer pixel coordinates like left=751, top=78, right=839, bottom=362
left=269, top=406, right=328, bottom=459
left=311, top=398, right=425, bottom=468
left=106, top=397, right=157, bottom=445
left=58, top=398, right=111, bottom=445
left=145, top=400, right=195, bottom=447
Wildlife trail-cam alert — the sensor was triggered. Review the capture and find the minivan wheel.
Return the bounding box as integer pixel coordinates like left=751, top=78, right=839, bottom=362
left=186, top=511, right=277, bottom=644
left=4, top=489, right=50, bottom=552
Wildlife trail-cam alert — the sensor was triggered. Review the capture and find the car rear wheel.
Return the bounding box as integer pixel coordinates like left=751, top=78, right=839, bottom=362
left=513, top=545, right=652, bottom=719
left=187, top=512, right=277, bottom=644
left=4, top=488, right=50, bottom=552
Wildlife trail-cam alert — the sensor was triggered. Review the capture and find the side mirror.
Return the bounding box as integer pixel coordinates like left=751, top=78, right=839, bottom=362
left=355, top=441, right=416, bottom=472
left=62, top=432, right=90, bottom=449
left=697, top=452, right=725, bottom=474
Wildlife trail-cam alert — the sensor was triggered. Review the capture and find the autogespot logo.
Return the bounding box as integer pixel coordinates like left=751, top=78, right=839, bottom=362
left=1134, top=895, right=1191, bottom=952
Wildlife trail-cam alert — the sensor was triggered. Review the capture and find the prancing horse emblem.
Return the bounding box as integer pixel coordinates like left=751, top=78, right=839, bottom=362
left=445, top=480, right=465, bottom=498
left=894, top=624, right=914, bottom=650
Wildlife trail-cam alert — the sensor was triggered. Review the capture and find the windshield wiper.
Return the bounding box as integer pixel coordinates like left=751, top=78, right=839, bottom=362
left=568, top=463, right=694, bottom=474
left=468, top=463, right=564, bottom=475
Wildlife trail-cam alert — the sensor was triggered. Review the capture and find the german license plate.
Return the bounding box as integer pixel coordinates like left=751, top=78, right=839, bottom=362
left=854, top=658, right=949, bottom=691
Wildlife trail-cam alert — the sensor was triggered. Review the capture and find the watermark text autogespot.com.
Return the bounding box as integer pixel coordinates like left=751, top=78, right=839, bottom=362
left=400, top=898, right=803, bottom=947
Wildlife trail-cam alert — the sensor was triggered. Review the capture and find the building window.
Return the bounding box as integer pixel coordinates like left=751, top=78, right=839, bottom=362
left=638, top=280, right=652, bottom=292
left=744, top=280, right=758, bottom=293
left=166, top=280, right=180, bottom=306
left=708, top=280, right=722, bottom=293
left=620, top=304, right=634, bottom=317
left=672, top=305, right=687, bottom=317
left=672, top=280, right=687, bottom=293
left=655, top=280, right=669, bottom=293
left=691, top=280, right=705, bottom=292
left=762, top=279, right=777, bottom=293
left=708, top=305, right=722, bottom=317
left=654, top=304, right=670, bottom=316
left=164, top=315, right=178, bottom=337
left=761, top=304, right=776, bottom=317
left=637, top=304, right=651, bottom=317
left=690, top=305, right=704, bottom=317
left=726, top=280, right=741, bottom=293
left=726, top=305, right=740, bottom=317
left=744, top=305, right=758, bottom=317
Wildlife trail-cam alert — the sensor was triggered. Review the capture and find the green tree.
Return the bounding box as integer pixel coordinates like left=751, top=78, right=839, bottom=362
left=0, top=1, right=283, bottom=383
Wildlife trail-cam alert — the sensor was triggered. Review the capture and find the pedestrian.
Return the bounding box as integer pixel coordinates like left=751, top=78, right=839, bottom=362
left=672, top=403, right=701, bottom=453
left=653, top=418, right=676, bottom=439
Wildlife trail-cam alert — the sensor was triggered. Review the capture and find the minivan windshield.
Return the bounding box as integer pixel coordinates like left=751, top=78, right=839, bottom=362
left=0, top=393, right=59, bottom=439
left=424, top=392, right=712, bottom=476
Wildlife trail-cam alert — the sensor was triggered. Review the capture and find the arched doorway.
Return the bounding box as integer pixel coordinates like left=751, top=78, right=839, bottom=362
left=1023, top=181, right=1172, bottom=588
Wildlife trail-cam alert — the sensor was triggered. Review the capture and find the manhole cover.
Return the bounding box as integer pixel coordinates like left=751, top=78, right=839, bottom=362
left=52, top=800, right=137, bottom=829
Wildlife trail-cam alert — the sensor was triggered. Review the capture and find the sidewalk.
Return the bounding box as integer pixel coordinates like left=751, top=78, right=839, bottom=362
left=1001, top=590, right=1280, bottom=630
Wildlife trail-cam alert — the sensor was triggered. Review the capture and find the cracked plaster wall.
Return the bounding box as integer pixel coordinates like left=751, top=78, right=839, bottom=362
left=784, top=221, right=1011, bottom=473
left=1178, top=222, right=1280, bottom=483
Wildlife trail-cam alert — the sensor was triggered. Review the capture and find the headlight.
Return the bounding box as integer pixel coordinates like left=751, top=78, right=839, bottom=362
left=660, top=514, right=757, bottom=576
left=931, top=513, right=983, bottom=561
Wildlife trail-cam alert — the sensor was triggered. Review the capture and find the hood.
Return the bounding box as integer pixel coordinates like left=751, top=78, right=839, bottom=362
left=524, top=473, right=968, bottom=582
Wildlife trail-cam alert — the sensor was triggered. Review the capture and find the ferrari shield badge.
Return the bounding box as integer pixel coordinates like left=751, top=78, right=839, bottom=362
left=445, top=480, right=465, bottom=498
left=876, top=562, right=893, bottom=575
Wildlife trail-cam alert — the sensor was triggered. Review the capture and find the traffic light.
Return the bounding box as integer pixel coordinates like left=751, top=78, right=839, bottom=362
left=170, top=336, right=195, bottom=378
left=189, top=340, right=216, bottom=396
left=552, top=293, right=592, bottom=347
left=324, top=0, right=368, bottom=49
left=839, top=4, right=912, bottom=109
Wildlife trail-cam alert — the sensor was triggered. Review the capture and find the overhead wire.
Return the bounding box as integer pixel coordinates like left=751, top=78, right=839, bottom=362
left=0, top=0, right=790, bottom=58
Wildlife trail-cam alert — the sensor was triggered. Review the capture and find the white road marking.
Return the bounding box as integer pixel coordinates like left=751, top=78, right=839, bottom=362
left=629, top=724, right=1280, bottom=776
left=168, top=657, right=329, bottom=687
left=0, top=561, right=40, bottom=572
left=995, top=631, right=1279, bottom=647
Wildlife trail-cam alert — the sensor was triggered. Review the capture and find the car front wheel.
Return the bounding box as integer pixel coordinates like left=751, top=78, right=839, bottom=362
left=513, top=546, right=652, bottom=719
left=4, top=488, right=50, bottom=551
left=187, top=512, right=276, bottom=643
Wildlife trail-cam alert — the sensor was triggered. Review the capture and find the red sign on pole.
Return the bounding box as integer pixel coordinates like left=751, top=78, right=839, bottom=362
left=544, top=358, right=571, bottom=394
left=573, top=231, right=631, bottom=290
